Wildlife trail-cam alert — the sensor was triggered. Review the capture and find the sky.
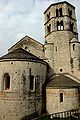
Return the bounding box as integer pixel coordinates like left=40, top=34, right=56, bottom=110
left=0, top=0, right=80, bottom=56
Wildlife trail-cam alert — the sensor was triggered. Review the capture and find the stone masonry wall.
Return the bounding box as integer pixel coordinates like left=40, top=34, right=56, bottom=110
left=46, top=88, right=79, bottom=114
left=0, top=60, right=47, bottom=120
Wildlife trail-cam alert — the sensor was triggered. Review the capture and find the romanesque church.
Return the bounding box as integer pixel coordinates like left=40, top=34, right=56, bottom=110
left=0, top=1, right=80, bottom=120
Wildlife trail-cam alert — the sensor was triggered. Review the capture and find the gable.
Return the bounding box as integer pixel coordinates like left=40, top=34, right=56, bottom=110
left=8, top=35, right=45, bottom=59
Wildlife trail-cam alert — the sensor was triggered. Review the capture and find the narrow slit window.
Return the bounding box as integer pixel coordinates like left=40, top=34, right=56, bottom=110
left=55, top=47, right=57, bottom=51
left=47, top=12, right=50, bottom=20
left=60, top=93, right=63, bottom=102
left=56, top=9, right=58, bottom=17
left=30, top=75, right=35, bottom=91
left=47, top=24, right=51, bottom=34
left=73, top=44, right=75, bottom=50
left=57, top=21, right=60, bottom=30
left=59, top=8, right=62, bottom=16
left=70, top=22, right=74, bottom=31
left=68, top=9, right=72, bottom=17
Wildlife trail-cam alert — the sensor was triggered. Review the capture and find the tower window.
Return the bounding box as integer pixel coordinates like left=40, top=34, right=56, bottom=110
left=47, top=24, right=51, bottom=34
left=70, top=22, right=74, bottom=31
left=73, top=44, right=75, bottom=50
left=56, top=8, right=62, bottom=17
left=57, top=21, right=64, bottom=30
left=60, top=93, right=63, bottom=102
left=3, top=73, right=10, bottom=90
left=47, top=12, right=50, bottom=20
left=59, top=8, right=62, bottom=16
left=57, top=21, right=60, bottom=30
left=56, top=9, right=58, bottom=17
left=30, top=75, right=35, bottom=91
left=60, top=21, right=64, bottom=30
left=68, top=9, right=72, bottom=17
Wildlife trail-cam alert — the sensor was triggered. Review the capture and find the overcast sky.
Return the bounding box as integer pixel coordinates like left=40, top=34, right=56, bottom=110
left=0, top=0, right=80, bottom=56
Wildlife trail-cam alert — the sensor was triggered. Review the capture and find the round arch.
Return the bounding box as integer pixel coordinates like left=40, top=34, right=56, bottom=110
left=3, top=73, right=10, bottom=90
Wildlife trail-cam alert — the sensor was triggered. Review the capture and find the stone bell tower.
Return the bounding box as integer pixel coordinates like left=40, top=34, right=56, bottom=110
left=44, top=1, right=78, bottom=74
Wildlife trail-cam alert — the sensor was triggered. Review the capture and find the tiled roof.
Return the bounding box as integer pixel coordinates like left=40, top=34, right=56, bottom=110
left=44, top=1, right=75, bottom=14
left=0, top=48, right=47, bottom=64
left=46, top=74, right=80, bottom=88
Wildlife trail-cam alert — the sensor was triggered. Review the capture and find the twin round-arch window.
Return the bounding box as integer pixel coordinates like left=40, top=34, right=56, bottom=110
left=3, top=73, right=10, bottom=90
left=56, top=8, right=62, bottom=17
left=57, top=21, right=64, bottom=30
left=47, top=20, right=64, bottom=34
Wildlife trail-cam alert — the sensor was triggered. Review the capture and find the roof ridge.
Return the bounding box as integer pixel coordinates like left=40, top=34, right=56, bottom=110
left=8, top=35, right=43, bottom=51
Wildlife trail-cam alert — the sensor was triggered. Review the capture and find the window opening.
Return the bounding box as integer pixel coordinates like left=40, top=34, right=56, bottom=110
left=57, top=21, right=64, bottom=30
left=59, top=8, right=62, bottom=16
left=55, top=47, right=57, bottom=51
left=25, top=46, right=28, bottom=50
left=68, top=9, right=72, bottom=17
left=60, top=69, right=63, bottom=72
left=47, top=12, right=50, bottom=20
left=70, top=22, right=74, bottom=31
left=57, top=21, right=60, bottom=30
left=60, top=93, right=63, bottom=102
left=56, top=8, right=62, bottom=17
left=43, top=48, right=45, bottom=52
left=30, top=75, right=35, bottom=91
left=47, top=24, right=51, bottom=34
left=73, top=44, right=75, bottom=50
left=4, top=73, right=10, bottom=90
left=60, top=21, right=64, bottom=30
left=56, top=9, right=58, bottom=17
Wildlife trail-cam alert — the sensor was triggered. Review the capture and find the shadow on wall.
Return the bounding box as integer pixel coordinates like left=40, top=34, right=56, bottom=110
left=42, top=65, right=55, bottom=114
left=20, top=112, right=38, bottom=120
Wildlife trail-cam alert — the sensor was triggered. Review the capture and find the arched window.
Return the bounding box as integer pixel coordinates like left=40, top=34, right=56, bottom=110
left=59, top=8, right=62, bottom=16
left=57, top=21, right=64, bottom=30
left=56, top=8, right=62, bottom=17
left=60, top=93, right=63, bottom=102
left=56, top=9, right=58, bottom=17
left=57, top=21, right=60, bottom=30
left=3, top=73, right=10, bottom=90
left=60, top=21, right=64, bottom=30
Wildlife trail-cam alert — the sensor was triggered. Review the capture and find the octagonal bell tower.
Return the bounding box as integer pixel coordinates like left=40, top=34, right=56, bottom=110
left=44, top=1, right=78, bottom=74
